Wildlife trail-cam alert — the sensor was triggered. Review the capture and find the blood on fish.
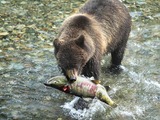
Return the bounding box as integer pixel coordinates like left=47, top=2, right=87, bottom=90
left=62, top=86, right=70, bottom=93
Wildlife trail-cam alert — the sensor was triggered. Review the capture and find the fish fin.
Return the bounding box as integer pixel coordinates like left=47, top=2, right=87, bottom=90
left=91, top=80, right=101, bottom=84
left=104, top=85, right=111, bottom=91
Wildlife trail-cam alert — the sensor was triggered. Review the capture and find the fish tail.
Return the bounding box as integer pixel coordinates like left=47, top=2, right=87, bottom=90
left=96, top=87, right=117, bottom=108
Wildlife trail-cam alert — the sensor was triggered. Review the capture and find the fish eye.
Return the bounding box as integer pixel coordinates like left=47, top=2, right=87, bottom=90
left=54, top=81, right=57, bottom=83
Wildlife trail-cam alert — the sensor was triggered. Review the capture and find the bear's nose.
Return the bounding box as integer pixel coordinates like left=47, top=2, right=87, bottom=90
left=69, top=77, right=76, bottom=83
left=66, top=69, right=78, bottom=83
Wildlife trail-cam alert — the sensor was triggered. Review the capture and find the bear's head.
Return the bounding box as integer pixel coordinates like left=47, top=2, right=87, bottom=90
left=53, top=35, right=95, bottom=82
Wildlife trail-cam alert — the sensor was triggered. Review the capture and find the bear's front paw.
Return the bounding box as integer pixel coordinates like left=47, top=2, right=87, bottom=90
left=107, top=64, right=123, bottom=74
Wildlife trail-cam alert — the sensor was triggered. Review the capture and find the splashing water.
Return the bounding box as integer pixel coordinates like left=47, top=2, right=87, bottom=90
left=61, top=97, right=108, bottom=120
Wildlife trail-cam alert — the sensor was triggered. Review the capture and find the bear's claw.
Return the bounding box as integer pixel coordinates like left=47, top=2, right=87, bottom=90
left=92, top=80, right=101, bottom=84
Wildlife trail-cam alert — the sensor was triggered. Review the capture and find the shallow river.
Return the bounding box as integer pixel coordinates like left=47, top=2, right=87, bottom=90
left=0, top=0, right=160, bottom=120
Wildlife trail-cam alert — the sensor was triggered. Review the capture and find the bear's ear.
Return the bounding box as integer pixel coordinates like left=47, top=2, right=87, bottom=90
left=53, top=38, right=63, bottom=54
left=75, top=35, right=85, bottom=48
left=53, top=38, right=59, bottom=48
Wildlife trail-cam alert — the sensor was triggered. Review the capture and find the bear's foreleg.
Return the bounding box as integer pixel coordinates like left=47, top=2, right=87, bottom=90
left=109, top=42, right=127, bottom=73
left=82, top=57, right=101, bottom=84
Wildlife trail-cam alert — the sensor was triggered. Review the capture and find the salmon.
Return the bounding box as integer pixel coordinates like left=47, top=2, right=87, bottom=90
left=44, top=76, right=117, bottom=107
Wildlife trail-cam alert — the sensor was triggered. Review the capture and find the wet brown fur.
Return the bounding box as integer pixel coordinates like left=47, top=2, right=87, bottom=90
left=53, top=0, right=131, bottom=80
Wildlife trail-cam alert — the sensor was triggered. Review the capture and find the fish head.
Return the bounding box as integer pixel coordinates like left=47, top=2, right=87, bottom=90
left=44, top=76, right=70, bottom=92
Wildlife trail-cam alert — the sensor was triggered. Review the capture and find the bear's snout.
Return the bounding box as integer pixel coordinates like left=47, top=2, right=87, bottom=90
left=66, top=69, right=78, bottom=83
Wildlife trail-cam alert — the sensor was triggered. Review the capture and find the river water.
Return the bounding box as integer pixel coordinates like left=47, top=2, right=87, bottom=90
left=0, top=0, right=160, bottom=120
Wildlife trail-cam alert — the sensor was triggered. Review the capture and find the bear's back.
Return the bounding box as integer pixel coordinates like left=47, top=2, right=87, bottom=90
left=79, top=0, right=131, bottom=52
left=79, top=0, right=130, bottom=21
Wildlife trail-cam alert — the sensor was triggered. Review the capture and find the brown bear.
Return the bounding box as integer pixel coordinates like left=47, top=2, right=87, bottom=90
left=53, top=0, right=131, bottom=83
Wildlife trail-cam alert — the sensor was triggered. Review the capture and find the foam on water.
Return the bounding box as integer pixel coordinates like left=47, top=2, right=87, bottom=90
left=145, top=80, right=160, bottom=89
left=106, top=105, right=146, bottom=120
left=61, top=97, right=108, bottom=120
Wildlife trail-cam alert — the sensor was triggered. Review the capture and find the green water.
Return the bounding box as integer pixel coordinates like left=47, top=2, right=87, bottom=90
left=0, top=0, right=159, bottom=120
